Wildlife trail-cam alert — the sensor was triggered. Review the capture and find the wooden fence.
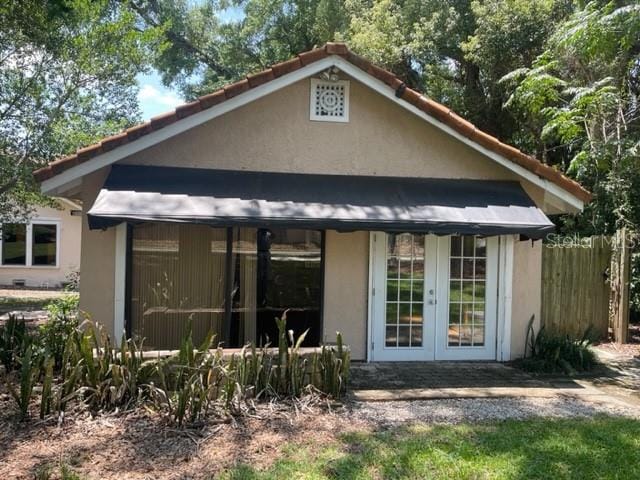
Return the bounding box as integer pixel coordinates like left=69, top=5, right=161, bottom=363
left=541, top=235, right=614, bottom=340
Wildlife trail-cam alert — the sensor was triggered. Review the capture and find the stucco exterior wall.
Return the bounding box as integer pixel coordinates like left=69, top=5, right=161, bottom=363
left=123, top=76, right=546, bottom=207
left=322, top=230, right=369, bottom=360
left=79, top=167, right=116, bottom=332
left=76, top=76, right=547, bottom=356
left=0, top=202, right=81, bottom=288
left=510, top=239, right=543, bottom=359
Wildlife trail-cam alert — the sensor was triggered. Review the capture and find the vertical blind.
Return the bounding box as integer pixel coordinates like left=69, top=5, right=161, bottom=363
left=130, top=224, right=227, bottom=349
left=130, top=223, right=323, bottom=349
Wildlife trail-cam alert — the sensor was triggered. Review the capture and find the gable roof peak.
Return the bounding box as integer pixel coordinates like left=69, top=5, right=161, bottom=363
left=33, top=42, right=590, bottom=204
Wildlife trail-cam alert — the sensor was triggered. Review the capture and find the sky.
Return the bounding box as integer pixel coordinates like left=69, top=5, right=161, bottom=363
left=136, top=6, right=245, bottom=120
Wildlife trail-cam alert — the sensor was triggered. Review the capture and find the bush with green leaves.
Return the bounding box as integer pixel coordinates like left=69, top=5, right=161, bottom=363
left=39, top=294, right=80, bottom=368
left=5, top=311, right=350, bottom=425
left=0, top=314, right=30, bottom=372
left=146, top=312, right=350, bottom=425
left=519, top=316, right=597, bottom=374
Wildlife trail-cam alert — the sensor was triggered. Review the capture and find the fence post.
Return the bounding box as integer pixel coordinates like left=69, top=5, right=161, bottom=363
left=611, top=228, right=630, bottom=343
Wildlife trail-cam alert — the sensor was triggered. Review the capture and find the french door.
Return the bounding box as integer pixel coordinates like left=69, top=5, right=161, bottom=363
left=370, top=232, right=499, bottom=361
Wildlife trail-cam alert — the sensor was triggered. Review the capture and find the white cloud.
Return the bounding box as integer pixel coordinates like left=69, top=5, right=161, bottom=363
left=138, top=84, right=183, bottom=108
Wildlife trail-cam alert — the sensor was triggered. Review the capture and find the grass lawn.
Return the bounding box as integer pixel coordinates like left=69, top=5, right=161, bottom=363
left=0, top=290, right=70, bottom=315
left=223, top=416, right=640, bottom=480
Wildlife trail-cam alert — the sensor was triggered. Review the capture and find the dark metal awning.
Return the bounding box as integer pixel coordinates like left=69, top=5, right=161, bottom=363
left=87, top=165, right=554, bottom=238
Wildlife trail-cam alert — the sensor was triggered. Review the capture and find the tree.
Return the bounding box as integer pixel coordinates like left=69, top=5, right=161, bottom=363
left=501, top=1, right=640, bottom=234
left=129, top=0, right=348, bottom=98
left=0, top=0, right=152, bottom=221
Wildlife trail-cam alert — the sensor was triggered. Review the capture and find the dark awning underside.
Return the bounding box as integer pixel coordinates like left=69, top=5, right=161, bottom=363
left=87, top=165, right=554, bottom=238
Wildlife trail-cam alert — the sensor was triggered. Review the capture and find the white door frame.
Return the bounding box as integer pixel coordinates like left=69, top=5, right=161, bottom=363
left=433, top=236, right=499, bottom=361
left=369, top=232, right=437, bottom=361
left=367, top=232, right=514, bottom=362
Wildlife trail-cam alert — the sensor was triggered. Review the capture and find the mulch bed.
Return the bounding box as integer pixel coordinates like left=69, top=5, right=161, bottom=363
left=0, top=381, right=365, bottom=479
left=597, top=324, right=640, bottom=358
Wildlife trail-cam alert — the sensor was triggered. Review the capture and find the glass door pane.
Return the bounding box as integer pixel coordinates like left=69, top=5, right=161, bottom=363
left=448, top=236, right=487, bottom=347
left=385, top=233, right=424, bottom=348
left=230, top=227, right=257, bottom=346
left=130, top=224, right=227, bottom=349
left=255, top=228, right=322, bottom=347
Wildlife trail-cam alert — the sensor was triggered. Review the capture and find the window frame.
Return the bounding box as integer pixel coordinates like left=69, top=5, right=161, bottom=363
left=0, top=218, right=61, bottom=269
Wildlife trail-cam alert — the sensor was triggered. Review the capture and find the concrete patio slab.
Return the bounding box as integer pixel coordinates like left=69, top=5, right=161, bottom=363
left=349, top=361, right=555, bottom=390
left=351, top=384, right=606, bottom=402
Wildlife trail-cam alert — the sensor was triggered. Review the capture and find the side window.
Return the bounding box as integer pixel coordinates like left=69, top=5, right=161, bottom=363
left=32, top=224, right=58, bottom=266
left=1, top=224, right=27, bottom=265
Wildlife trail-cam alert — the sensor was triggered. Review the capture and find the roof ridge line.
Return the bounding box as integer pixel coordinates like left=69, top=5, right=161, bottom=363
left=34, top=42, right=590, bottom=203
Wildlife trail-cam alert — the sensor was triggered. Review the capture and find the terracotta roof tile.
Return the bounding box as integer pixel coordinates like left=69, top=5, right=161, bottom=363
left=298, top=47, right=327, bottom=66
left=150, top=111, right=177, bottom=130
left=125, top=123, right=152, bottom=141
left=400, top=88, right=422, bottom=107
left=33, top=42, right=591, bottom=203
left=345, top=51, right=371, bottom=72
left=247, top=68, right=275, bottom=88
left=198, top=90, right=226, bottom=109
left=99, top=133, right=127, bottom=153
left=325, top=42, right=349, bottom=55
left=175, top=101, right=202, bottom=119
left=271, top=57, right=302, bottom=77
left=76, top=144, right=102, bottom=162
left=223, top=79, right=250, bottom=98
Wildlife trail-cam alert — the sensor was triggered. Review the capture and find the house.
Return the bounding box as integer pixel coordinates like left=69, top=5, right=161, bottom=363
left=0, top=199, right=82, bottom=289
left=34, top=44, right=589, bottom=361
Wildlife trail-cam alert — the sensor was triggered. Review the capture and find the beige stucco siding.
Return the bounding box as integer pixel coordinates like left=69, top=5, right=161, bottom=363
left=76, top=75, right=548, bottom=357
left=79, top=168, right=116, bottom=332
left=0, top=202, right=81, bottom=288
left=322, top=230, right=369, bottom=360
left=510, top=239, right=543, bottom=359
left=124, top=77, right=542, bottom=191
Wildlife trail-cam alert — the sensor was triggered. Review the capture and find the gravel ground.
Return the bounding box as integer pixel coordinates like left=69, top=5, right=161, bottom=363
left=348, top=396, right=640, bottom=425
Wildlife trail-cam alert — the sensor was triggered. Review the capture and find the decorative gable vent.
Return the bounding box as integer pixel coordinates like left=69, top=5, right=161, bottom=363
left=310, top=77, right=350, bottom=122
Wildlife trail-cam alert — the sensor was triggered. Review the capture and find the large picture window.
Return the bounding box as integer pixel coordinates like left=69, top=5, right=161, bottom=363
left=129, top=224, right=323, bottom=350
left=1, top=222, right=58, bottom=267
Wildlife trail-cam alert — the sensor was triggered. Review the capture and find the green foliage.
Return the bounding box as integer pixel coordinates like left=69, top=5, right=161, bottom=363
left=221, top=417, right=640, bottom=479
left=519, top=316, right=597, bottom=374
left=500, top=0, right=640, bottom=311
left=0, top=0, right=153, bottom=221
left=0, top=314, right=30, bottom=372
left=6, top=343, right=40, bottom=419
left=39, top=294, right=80, bottom=368
left=4, top=314, right=349, bottom=425
left=146, top=314, right=350, bottom=426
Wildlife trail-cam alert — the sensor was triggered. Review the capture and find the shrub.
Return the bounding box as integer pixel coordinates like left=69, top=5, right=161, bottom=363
left=5, top=311, right=350, bottom=424
left=519, top=316, right=597, bottom=374
left=0, top=314, right=30, bottom=372
left=6, top=343, right=41, bottom=419
left=146, top=312, right=350, bottom=425
left=39, top=294, right=80, bottom=368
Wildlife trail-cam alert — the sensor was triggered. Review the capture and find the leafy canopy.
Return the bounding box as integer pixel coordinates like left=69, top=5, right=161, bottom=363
left=0, top=0, right=154, bottom=221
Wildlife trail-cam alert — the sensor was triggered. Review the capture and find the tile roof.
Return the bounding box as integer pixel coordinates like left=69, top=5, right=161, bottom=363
left=33, top=42, right=590, bottom=202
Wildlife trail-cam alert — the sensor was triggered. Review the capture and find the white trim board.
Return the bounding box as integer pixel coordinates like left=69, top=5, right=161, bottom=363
left=113, top=223, right=127, bottom=343
left=41, top=55, right=584, bottom=212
